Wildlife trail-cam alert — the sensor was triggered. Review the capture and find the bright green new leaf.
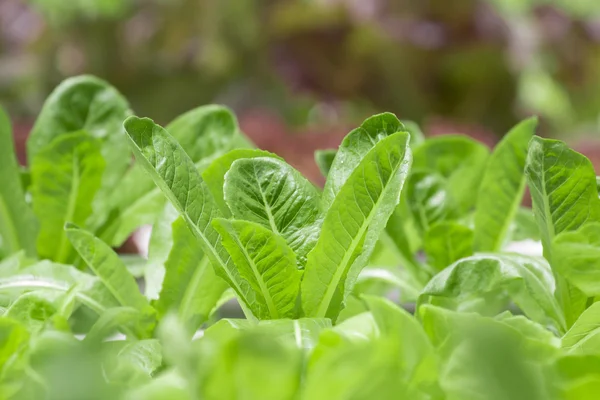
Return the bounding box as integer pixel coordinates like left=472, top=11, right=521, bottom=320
left=65, top=224, right=154, bottom=327
left=26, top=76, right=132, bottom=231
left=154, top=217, right=228, bottom=333
left=224, top=157, right=321, bottom=267
left=84, top=307, right=141, bottom=343
left=31, top=131, right=105, bottom=264
left=525, top=136, right=600, bottom=258
left=554, top=223, right=600, bottom=296
left=474, top=117, right=536, bottom=252
left=212, top=219, right=301, bottom=319
left=301, top=132, right=412, bottom=319
left=202, top=149, right=281, bottom=216
left=562, top=302, right=600, bottom=355
left=123, top=116, right=255, bottom=317
left=419, top=254, right=565, bottom=333
left=0, top=107, right=37, bottom=259
left=525, top=136, right=600, bottom=326
left=424, top=221, right=474, bottom=271
left=322, top=112, right=405, bottom=209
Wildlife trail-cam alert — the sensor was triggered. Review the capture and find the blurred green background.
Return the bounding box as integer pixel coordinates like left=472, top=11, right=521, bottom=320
left=2, top=0, right=600, bottom=179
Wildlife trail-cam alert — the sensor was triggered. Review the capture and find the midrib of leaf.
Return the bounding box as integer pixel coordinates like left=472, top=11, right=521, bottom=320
left=127, top=126, right=246, bottom=305
left=56, top=154, right=81, bottom=263
left=0, top=279, right=106, bottom=315
left=0, top=196, right=20, bottom=255
left=229, top=228, right=279, bottom=318
left=315, top=164, right=395, bottom=318
left=178, top=256, right=210, bottom=322
left=491, top=175, right=527, bottom=252
left=536, top=158, right=556, bottom=259
left=253, top=163, right=280, bottom=235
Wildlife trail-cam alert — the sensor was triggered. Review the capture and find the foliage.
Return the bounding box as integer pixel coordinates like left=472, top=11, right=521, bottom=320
left=2, top=76, right=600, bottom=398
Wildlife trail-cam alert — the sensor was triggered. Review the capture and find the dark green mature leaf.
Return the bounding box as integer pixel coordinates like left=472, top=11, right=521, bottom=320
left=424, top=222, right=473, bottom=271
left=123, top=117, right=255, bottom=318
left=474, top=118, right=536, bottom=252
left=525, top=136, right=600, bottom=258
left=419, top=254, right=565, bottom=333
left=31, top=131, right=105, bottom=264
left=562, top=302, right=600, bottom=354
left=65, top=224, right=154, bottom=325
left=154, top=217, right=228, bottom=333
left=554, top=223, right=600, bottom=296
left=0, top=107, right=37, bottom=258
left=213, top=219, right=301, bottom=319
left=322, top=112, right=405, bottom=209
left=202, top=149, right=280, bottom=216
left=412, top=135, right=489, bottom=216
left=224, top=157, right=321, bottom=268
left=301, top=132, right=412, bottom=319
left=314, top=149, right=337, bottom=178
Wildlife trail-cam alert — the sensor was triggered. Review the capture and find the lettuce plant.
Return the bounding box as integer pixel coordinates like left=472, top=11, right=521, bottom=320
left=3, top=77, right=600, bottom=399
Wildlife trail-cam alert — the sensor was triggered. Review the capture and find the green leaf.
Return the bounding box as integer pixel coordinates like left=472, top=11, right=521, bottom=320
left=405, top=170, right=452, bottom=233
left=212, top=219, right=301, bottom=319
left=102, top=105, right=248, bottom=247
left=5, top=291, right=61, bottom=332
left=27, top=77, right=130, bottom=157
left=65, top=224, right=154, bottom=325
left=314, top=149, right=337, bottom=178
left=26, top=76, right=132, bottom=231
left=123, top=116, right=255, bottom=318
left=401, top=120, right=425, bottom=146
left=419, top=254, right=565, bottom=333
left=202, top=149, right=281, bottom=216
left=154, top=217, right=228, bottom=333
left=31, top=131, right=105, bottom=264
left=145, top=204, right=178, bottom=300
left=363, top=295, right=438, bottom=393
left=224, top=157, right=321, bottom=267
left=555, top=354, right=600, bottom=400
left=525, top=136, right=600, bottom=326
left=562, top=302, right=600, bottom=354
left=412, top=135, right=489, bottom=216
left=424, top=222, right=474, bottom=271
left=0, top=108, right=37, bottom=259
left=167, top=105, right=249, bottom=170
left=84, top=307, right=141, bottom=343
left=0, top=261, right=119, bottom=315
left=525, top=136, right=600, bottom=258
left=301, top=132, right=412, bottom=319
left=554, top=223, right=600, bottom=296
left=419, top=305, right=554, bottom=400
left=102, top=339, right=162, bottom=386
left=474, top=117, right=536, bottom=252
left=322, top=112, right=405, bottom=209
